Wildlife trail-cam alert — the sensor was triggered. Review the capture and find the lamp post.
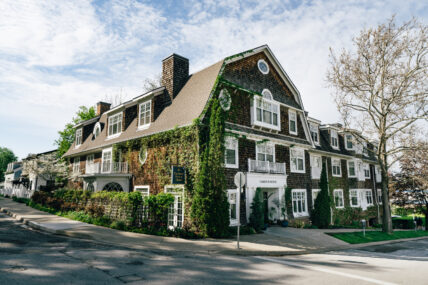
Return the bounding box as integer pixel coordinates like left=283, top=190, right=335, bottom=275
left=361, top=219, right=366, bottom=237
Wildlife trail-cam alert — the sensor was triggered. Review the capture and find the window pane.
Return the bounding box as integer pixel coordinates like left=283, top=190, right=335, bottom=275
left=257, top=108, right=262, bottom=121
left=263, top=110, right=271, bottom=124
left=226, top=149, right=236, bottom=164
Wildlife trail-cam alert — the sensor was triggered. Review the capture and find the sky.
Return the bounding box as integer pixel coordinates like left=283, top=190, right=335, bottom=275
left=0, top=0, right=427, bottom=160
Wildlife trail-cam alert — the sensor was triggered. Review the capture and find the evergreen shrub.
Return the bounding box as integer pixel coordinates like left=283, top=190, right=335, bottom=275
left=311, top=164, right=331, bottom=228
left=249, top=188, right=264, bottom=232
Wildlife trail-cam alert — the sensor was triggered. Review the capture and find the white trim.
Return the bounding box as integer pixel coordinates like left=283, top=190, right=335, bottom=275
left=107, top=112, right=123, bottom=138
left=364, top=163, right=371, bottom=179
left=349, top=189, right=360, bottom=207
left=75, top=128, right=83, bottom=147
left=345, top=133, right=354, bottom=150
left=138, top=100, right=152, bottom=129
left=290, top=147, right=305, bottom=173
left=93, top=122, right=101, bottom=138
left=365, top=189, right=374, bottom=206
left=288, top=109, right=297, bottom=135
left=377, top=188, right=382, bottom=204
left=164, top=185, right=185, bottom=229
left=291, top=189, right=308, bottom=217
left=225, top=136, right=239, bottom=168
left=331, top=158, right=341, bottom=177
left=256, top=141, right=275, bottom=163
left=101, top=147, right=113, bottom=173
left=134, top=185, right=150, bottom=197
left=227, top=189, right=239, bottom=226
left=257, top=59, right=269, bottom=74
left=309, top=122, right=320, bottom=145
left=252, top=95, right=281, bottom=131
left=73, top=157, right=80, bottom=174
left=310, top=154, right=321, bottom=179
left=333, top=189, right=344, bottom=209
left=330, top=129, right=339, bottom=149
left=86, top=154, right=94, bottom=171
left=347, top=160, right=357, bottom=178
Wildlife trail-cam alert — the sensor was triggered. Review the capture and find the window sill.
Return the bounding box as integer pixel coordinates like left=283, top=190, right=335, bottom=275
left=253, top=121, right=280, bottom=131
left=293, top=212, right=309, bottom=217
left=331, top=146, right=339, bottom=150
left=137, top=124, right=151, bottom=131
left=291, top=169, right=306, bottom=174
left=289, top=131, right=298, bottom=136
left=348, top=175, right=357, bottom=178
left=332, top=174, right=342, bottom=177
left=106, top=133, right=121, bottom=140
left=335, top=206, right=345, bottom=209
left=75, top=144, right=81, bottom=149
left=350, top=205, right=361, bottom=208
left=225, top=164, right=239, bottom=169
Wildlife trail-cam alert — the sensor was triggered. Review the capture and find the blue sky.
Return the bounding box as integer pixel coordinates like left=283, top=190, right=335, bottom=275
left=0, top=0, right=427, bottom=159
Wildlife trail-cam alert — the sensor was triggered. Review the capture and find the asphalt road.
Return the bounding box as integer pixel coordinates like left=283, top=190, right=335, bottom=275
left=1, top=212, right=427, bottom=284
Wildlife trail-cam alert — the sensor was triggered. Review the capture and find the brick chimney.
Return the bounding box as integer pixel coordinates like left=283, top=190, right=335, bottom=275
left=162, top=53, right=189, bottom=100
left=96, top=101, right=111, bottom=116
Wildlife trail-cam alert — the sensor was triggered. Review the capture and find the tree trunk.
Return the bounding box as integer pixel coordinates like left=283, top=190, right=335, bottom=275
left=381, top=169, right=393, bottom=234
left=425, top=207, right=428, bottom=232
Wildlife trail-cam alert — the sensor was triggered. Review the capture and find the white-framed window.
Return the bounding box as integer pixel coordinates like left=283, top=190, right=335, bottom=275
left=134, top=185, right=150, bottom=197
left=333, top=189, right=344, bottom=208
left=366, top=189, right=373, bottom=206
left=289, top=110, right=297, bottom=135
left=357, top=160, right=365, bottom=181
left=347, top=160, right=356, bottom=178
left=332, top=158, right=341, bottom=177
left=86, top=154, right=94, bottom=171
left=349, top=189, right=360, bottom=207
left=345, top=134, right=354, bottom=150
left=165, top=185, right=184, bottom=229
left=227, top=189, right=238, bottom=226
left=257, top=59, right=269, bottom=74
left=75, top=128, right=82, bottom=146
left=290, top=148, right=305, bottom=173
left=108, top=112, right=122, bottom=137
left=138, top=100, right=151, bottom=128
left=364, top=163, right=370, bottom=178
left=73, top=157, right=80, bottom=174
left=375, top=166, right=382, bottom=183
left=310, top=123, right=319, bottom=144
left=93, top=122, right=101, bottom=138
left=310, top=155, right=321, bottom=179
left=253, top=92, right=280, bottom=130
left=363, top=141, right=368, bottom=156
left=312, top=189, right=320, bottom=208
left=330, top=129, right=339, bottom=149
left=377, top=189, right=382, bottom=204
left=225, top=137, right=239, bottom=168
left=256, top=142, right=275, bottom=162
left=292, top=189, right=308, bottom=217
left=102, top=148, right=112, bottom=173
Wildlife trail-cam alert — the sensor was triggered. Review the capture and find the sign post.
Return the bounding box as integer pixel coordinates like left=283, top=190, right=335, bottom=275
left=234, top=172, right=245, bottom=249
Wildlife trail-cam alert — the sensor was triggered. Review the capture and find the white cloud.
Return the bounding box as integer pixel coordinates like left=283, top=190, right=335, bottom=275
left=0, top=0, right=426, bottom=159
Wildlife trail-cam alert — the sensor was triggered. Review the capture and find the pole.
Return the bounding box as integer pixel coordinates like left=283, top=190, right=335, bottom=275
left=237, top=185, right=241, bottom=249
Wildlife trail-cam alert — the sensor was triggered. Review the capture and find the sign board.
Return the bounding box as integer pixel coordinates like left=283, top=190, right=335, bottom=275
left=171, top=166, right=186, bottom=184
left=234, top=172, right=245, bottom=189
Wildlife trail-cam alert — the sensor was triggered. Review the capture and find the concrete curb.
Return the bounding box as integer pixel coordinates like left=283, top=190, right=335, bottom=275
left=2, top=203, right=428, bottom=257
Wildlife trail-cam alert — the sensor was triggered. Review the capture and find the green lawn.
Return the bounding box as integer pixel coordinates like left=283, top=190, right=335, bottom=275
left=328, top=230, right=428, bottom=244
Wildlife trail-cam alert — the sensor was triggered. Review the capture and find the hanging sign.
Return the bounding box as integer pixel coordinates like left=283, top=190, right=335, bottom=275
left=171, top=166, right=186, bottom=184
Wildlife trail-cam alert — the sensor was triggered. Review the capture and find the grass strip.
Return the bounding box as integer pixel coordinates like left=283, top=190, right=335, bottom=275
left=328, top=230, right=428, bottom=244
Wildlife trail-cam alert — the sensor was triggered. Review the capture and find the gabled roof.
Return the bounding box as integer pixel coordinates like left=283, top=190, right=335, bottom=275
left=64, top=60, right=224, bottom=157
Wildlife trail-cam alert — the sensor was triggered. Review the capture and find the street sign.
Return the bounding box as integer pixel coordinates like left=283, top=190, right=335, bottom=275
left=234, top=172, right=245, bottom=189
left=171, top=166, right=186, bottom=184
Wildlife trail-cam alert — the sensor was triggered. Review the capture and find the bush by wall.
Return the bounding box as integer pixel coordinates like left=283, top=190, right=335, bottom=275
left=311, top=164, right=331, bottom=228
left=249, top=188, right=264, bottom=232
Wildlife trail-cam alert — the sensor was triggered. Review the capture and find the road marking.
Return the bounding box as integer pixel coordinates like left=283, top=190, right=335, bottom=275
left=256, top=256, right=397, bottom=285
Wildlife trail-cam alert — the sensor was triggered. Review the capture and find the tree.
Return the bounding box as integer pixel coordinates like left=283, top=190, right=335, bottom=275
left=392, top=139, right=428, bottom=231
left=55, top=106, right=97, bottom=158
left=327, top=17, right=428, bottom=233
left=0, top=147, right=17, bottom=182
left=191, top=98, right=229, bottom=237
left=142, top=73, right=162, bottom=93
left=249, top=188, right=264, bottom=232
left=311, top=164, right=331, bottom=228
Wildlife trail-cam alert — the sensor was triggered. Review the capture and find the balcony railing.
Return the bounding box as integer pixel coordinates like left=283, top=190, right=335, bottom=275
left=85, top=162, right=128, bottom=175
left=248, top=159, right=286, bottom=174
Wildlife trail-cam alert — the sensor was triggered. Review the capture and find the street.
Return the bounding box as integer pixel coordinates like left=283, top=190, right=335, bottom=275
left=1, top=212, right=427, bottom=285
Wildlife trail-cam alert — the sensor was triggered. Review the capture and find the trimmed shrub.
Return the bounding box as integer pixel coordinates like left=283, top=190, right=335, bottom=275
left=249, top=188, right=264, bottom=232
left=311, top=164, right=331, bottom=228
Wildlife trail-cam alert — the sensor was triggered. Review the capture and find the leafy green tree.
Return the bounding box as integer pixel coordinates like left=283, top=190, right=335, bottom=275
left=191, top=98, right=229, bottom=237
left=0, top=147, right=17, bottom=182
left=55, top=106, right=96, bottom=158
left=311, top=163, right=331, bottom=228
left=249, top=188, right=264, bottom=232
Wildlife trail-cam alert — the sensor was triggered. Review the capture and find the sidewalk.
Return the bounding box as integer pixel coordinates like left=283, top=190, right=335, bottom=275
left=1, top=198, right=427, bottom=256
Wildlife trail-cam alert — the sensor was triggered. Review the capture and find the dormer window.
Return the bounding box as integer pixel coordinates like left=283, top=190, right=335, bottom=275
left=93, top=122, right=101, bottom=138
left=309, top=123, right=319, bottom=144
left=108, top=113, right=122, bottom=137
left=75, top=128, right=82, bottom=146
left=345, top=134, right=354, bottom=150
left=253, top=90, right=279, bottom=130
left=139, top=100, right=151, bottom=128
left=331, top=129, right=339, bottom=149
left=289, top=110, right=297, bottom=135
